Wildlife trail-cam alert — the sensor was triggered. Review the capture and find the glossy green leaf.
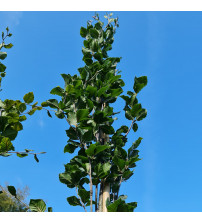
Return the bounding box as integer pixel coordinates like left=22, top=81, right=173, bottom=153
left=132, top=123, right=138, bottom=132
left=131, top=104, right=142, bottom=118
left=67, top=196, right=82, bottom=206
left=0, top=52, right=7, bottom=60
left=133, top=76, right=147, bottom=93
left=89, top=28, right=99, bottom=38
left=23, top=92, right=34, bottom=104
left=4, top=43, right=13, bottom=49
left=80, top=27, right=87, bottom=38
left=50, top=86, right=64, bottom=96
left=78, top=188, right=90, bottom=204
left=77, top=109, right=89, bottom=122
left=64, top=143, right=77, bottom=154
left=0, top=62, right=6, bottom=72
left=29, top=199, right=46, bottom=212
left=85, top=144, right=96, bottom=156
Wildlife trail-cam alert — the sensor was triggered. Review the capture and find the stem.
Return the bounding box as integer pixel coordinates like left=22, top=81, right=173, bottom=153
left=125, top=119, right=136, bottom=137
left=116, top=176, right=123, bottom=199
left=75, top=186, right=87, bottom=212
left=84, top=143, right=93, bottom=212
left=88, top=158, right=93, bottom=212
left=95, top=184, right=98, bottom=212
left=0, top=185, right=30, bottom=211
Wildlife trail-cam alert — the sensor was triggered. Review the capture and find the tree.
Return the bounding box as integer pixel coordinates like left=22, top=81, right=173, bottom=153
left=43, top=13, right=147, bottom=212
left=0, top=27, right=46, bottom=161
left=0, top=184, right=30, bottom=212
left=0, top=27, right=51, bottom=212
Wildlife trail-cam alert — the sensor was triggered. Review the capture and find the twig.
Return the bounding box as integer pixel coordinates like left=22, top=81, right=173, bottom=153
left=75, top=186, right=87, bottom=212
left=125, top=119, right=136, bottom=137
left=95, top=184, right=98, bottom=212
left=116, top=176, right=123, bottom=199
left=84, top=143, right=93, bottom=212
left=0, top=185, right=30, bottom=211
left=88, top=157, right=93, bottom=212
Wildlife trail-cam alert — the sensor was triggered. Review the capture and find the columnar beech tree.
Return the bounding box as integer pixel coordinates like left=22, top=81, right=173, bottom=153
left=43, top=13, right=147, bottom=212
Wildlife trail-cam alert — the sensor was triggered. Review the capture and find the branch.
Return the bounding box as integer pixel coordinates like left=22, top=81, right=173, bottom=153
left=88, top=157, right=93, bottom=212
left=125, top=119, right=136, bottom=137
left=84, top=143, right=93, bottom=212
left=0, top=185, right=30, bottom=211
left=95, top=184, right=98, bottom=212
left=75, top=186, right=87, bottom=212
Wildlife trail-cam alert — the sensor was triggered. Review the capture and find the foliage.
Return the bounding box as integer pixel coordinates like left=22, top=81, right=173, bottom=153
left=43, top=13, right=147, bottom=212
left=0, top=28, right=51, bottom=212
left=0, top=27, right=46, bottom=161
left=0, top=184, right=30, bottom=212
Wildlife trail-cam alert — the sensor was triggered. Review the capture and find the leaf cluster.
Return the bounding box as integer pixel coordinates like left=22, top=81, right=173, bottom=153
left=43, top=13, right=148, bottom=212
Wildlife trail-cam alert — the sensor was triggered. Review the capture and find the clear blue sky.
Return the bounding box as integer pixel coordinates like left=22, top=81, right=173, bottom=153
left=0, top=11, right=202, bottom=212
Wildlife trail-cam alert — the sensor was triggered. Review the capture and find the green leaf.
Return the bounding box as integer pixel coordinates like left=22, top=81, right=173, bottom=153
left=132, top=123, right=138, bottom=132
left=0, top=137, right=14, bottom=152
left=2, top=129, right=18, bottom=141
left=0, top=62, right=6, bottom=72
left=76, top=109, right=89, bottom=122
left=131, top=104, right=142, bottom=117
left=64, top=143, right=77, bottom=154
left=4, top=43, right=13, bottom=49
left=17, top=153, right=28, bottom=158
left=128, top=137, right=143, bottom=157
left=66, top=127, right=78, bottom=140
left=67, top=196, right=82, bottom=206
left=50, top=86, right=64, bottom=96
left=103, top=162, right=111, bottom=173
left=125, top=110, right=133, bottom=120
left=48, top=207, right=53, bottom=212
left=85, top=144, right=96, bottom=157
left=19, top=103, right=27, bottom=112
left=95, top=145, right=109, bottom=155
left=78, top=188, right=90, bottom=204
left=12, top=122, right=23, bottom=131
left=34, top=154, right=39, bottom=162
left=80, top=27, right=87, bottom=38
left=113, top=157, right=125, bottom=170
left=86, top=85, right=97, bottom=97
left=133, top=76, right=147, bottom=93
left=137, top=109, right=147, bottom=121
left=47, top=110, right=52, bottom=118
left=23, top=92, right=34, bottom=104
left=29, top=199, right=46, bottom=212
left=89, top=28, right=99, bottom=38
left=67, top=112, right=77, bottom=126
left=0, top=52, right=7, bottom=60
left=107, top=198, right=122, bottom=212
left=7, top=185, right=16, bottom=197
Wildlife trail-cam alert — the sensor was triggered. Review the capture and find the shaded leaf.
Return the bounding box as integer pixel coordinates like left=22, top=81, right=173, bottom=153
left=7, top=185, right=16, bottom=197
left=29, top=199, right=46, bottom=212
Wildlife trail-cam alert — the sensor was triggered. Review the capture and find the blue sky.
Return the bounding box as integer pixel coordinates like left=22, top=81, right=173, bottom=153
left=0, top=11, right=202, bottom=212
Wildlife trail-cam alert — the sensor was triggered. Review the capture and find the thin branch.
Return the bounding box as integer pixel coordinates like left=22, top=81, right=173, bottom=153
left=95, top=184, right=98, bottom=212
left=75, top=186, right=87, bottom=212
left=116, top=176, right=123, bottom=199
left=84, top=69, right=103, bottom=87
left=5, top=151, right=45, bottom=155
left=88, top=157, right=93, bottom=212
left=0, top=185, right=30, bottom=211
left=125, top=119, right=136, bottom=137
left=84, top=143, right=93, bottom=212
